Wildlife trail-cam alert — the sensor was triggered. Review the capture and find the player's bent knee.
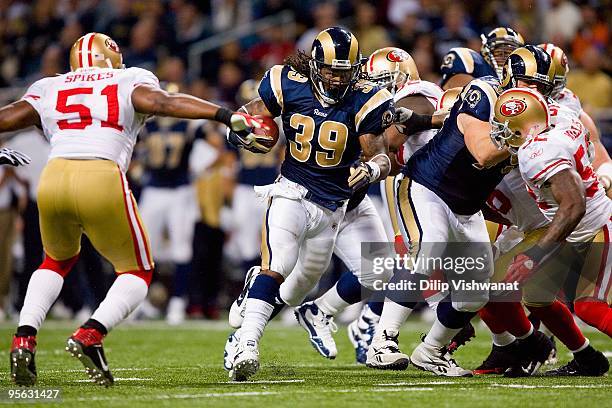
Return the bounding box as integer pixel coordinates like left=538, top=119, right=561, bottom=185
left=122, top=269, right=154, bottom=286
left=452, top=300, right=487, bottom=312
left=39, top=253, right=79, bottom=277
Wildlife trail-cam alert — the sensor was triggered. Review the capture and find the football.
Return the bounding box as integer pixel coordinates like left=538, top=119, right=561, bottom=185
left=252, top=115, right=280, bottom=149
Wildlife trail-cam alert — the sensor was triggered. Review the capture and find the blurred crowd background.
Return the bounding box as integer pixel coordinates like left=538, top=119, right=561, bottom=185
left=0, top=0, right=611, bottom=324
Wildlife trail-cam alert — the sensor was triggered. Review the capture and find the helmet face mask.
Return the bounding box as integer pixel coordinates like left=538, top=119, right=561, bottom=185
left=501, top=45, right=555, bottom=97
left=481, top=28, right=525, bottom=79
left=491, top=87, right=550, bottom=151
left=310, top=27, right=362, bottom=105
left=538, top=43, right=569, bottom=100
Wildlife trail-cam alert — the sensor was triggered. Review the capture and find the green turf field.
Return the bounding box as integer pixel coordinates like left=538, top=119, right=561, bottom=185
left=0, top=320, right=610, bottom=407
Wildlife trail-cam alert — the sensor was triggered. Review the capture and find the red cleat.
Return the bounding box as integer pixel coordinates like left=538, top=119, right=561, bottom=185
left=10, top=335, right=37, bottom=386
left=66, top=327, right=114, bottom=387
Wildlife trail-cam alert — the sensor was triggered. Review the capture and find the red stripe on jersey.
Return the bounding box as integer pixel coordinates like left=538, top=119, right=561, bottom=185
left=530, top=159, right=572, bottom=183
left=118, top=169, right=144, bottom=271
left=24, top=94, right=40, bottom=100
left=86, top=34, right=95, bottom=67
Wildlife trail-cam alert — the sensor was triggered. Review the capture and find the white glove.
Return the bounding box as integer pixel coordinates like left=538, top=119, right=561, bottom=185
left=348, top=161, right=379, bottom=191
left=0, top=148, right=31, bottom=167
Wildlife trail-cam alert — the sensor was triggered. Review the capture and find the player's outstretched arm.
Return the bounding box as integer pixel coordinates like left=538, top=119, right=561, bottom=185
left=0, top=101, right=40, bottom=132
left=131, top=85, right=265, bottom=133
left=442, top=74, right=473, bottom=90
left=459, top=113, right=509, bottom=167
left=580, top=111, right=612, bottom=197
left=348, top=133, right=391, bottom=191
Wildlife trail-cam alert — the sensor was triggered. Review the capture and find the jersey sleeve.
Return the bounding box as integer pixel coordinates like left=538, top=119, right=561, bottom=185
left=125, top=67, right=160, bottom=90
left=257, top=65, right=285, bottom=118
left=354, top=87, right=395, bottom=136
left=440, top=48, right=476, bottom=87
left=519, top=138, right=574, bottom=188
left=456, top=78, right=498, bottom=122
left=20, top=78, right=49, bottom=114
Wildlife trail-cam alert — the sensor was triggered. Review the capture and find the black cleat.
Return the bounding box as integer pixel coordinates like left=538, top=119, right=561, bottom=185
left=10, top=336, right=37, bottom=386
left=504, top=331, right=553, bottom=377
left=447, top=322, right=476, bottom=354
left=545, top=347, right=610, bottom=377
left=66, top=328, right=114, bottom=387
left=473, top=342, right=519, bottom=375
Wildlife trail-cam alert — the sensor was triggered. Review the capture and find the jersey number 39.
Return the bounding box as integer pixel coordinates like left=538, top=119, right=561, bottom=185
left=289, top=113, right=348, bottom=167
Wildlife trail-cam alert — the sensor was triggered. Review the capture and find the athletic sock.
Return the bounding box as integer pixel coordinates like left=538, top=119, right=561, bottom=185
left=81, top=318, right=108, bottom=335
left=424, top=301, right=475, bottom=347
left=18, top=269, right=64, bottom=331
left=315, top=272, right=363, bottom=316
left=527, top=300, right=587, bottom=352
left=574, top=299, right=612, bottom=336
left=173, top=263, right=191, bottom=297
left=241, top=275, right=279, bottom=344
left=482, top=302, right=533, bottom=338
left=375, top=299, right=413, bottom=335
left=367, top=300, right=383, bottom=316
left=492, top=331, right=516, bottom=347
left=90, top=273, right=148, bottom=332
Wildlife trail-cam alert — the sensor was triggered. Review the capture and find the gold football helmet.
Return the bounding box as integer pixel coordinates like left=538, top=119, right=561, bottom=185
left=364, top=47, right=419, bottom=93
left=538, top=43, right=569, bottom=99
left=481, top=27, right=525, bottom=79
left=70, top=32, right=123, bottom=71
left=436, top=87, right=462, bottom=113
left=491, top=87, right=550, bottom=150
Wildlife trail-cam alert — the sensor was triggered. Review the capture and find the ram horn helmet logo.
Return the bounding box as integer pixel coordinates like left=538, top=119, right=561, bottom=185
left=500, top=99, right=527, bottom=116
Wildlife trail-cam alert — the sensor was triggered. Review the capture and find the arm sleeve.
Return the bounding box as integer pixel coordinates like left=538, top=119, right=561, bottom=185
left=20, top=79, right=47, bottom=114
left=520, top=141, right=574, bottom=188
left=257, top=65, right=284, bottom=118
left=355, top=88, right=395, bottom=136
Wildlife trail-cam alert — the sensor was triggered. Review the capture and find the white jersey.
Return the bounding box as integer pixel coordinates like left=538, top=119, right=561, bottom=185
left=487, top=168, right=549, bottom=232
left=518, top=114, right=612, bottom=242
left=21, top=67, right=159, bottom=172
left=393, top=80, right=443, bottom=165
left=555, top=87, right=582, bottom=116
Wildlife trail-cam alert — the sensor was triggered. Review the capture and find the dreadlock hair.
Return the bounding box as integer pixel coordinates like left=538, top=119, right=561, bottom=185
left=284, top=50, right=312, bottom=77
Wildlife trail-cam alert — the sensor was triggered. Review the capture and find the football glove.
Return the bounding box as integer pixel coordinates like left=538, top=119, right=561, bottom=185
left=393, top=107, right=434, bottom=135
left=348, top=161, right=376, bottom=191
left=226, top=127, right=274, bottom=154
left=0, top=148, right=31, bottom=167
left=228, top=112, right=266, bottom=133
left=504, top=245, right=550, bottom=285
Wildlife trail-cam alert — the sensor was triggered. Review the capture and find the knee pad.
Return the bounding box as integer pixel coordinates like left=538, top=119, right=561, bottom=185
left=39, top=253, right=79, bottom=277
left=452, top=300, right=487, bottom=313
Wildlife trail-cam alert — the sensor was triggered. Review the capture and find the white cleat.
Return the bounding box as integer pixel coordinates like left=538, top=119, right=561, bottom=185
left=294, top=302, right=337, bottom=359
left=230, top=339, right=260, bottom=382
left=410, top=341, right=473, bottom=377
left=223, top=329, right=241, bottom=371
left=229, top=266, right=260, bottom=328
left=366, top=329, right=409, bottom=370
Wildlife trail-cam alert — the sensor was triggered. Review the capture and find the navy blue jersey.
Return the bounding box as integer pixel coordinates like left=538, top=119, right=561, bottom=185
left=440, top=48, right=496, bottom=88
left=405, top=76, right=513, bottom=215
left=259, top=65, right=394, bottom=210
left=140, top=118, right=199, bottom=188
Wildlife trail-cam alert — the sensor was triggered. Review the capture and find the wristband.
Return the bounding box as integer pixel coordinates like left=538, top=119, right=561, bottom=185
left=403, top=112, right=433, bottom=135
left=214, top=107, right=233, bottom=127
left=524, top=243, right=560, bottom=263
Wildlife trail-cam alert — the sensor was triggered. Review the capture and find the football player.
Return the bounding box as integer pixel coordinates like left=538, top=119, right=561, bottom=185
left=225, top=27, right=393, bottom=381
left=440, top=27, right=524, bottom=89
left=136, top=82, right=201, bottom=325
left=538, top=43, right=612, bottom=195
left=6, top=32, right=266, bottom=386
left=366, top=46, right=554, bottom=377
left=491, top=87, right=610, bottom=376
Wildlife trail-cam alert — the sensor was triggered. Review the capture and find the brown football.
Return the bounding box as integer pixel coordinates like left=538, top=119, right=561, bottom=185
left=252, top=115, right=280, bottom=148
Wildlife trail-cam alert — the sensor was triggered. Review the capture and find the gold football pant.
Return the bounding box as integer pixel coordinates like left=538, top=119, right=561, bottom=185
left=37, top=158, right=154, bottom=273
